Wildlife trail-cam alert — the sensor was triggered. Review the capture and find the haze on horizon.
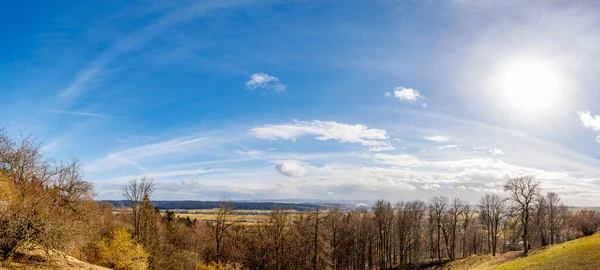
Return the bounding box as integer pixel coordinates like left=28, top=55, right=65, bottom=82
left=2, top=0, right=600, bottom=206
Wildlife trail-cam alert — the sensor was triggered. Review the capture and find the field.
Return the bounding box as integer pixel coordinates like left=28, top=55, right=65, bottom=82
left=432, top=233, right=600, bottom=270
left=166, top=209, right=300, bottom=226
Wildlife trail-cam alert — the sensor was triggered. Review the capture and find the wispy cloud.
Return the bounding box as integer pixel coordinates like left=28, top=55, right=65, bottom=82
left=47, top=109, right=120, bottom=118
left=439, top=144, right=460, bottom=150
left=85, top=136, right=209, bottom=174
left=93, top=168, right=226, bottom=185
left=245, top=73, right=286, bottom=93
left=59, top=1, right=242, bottom=98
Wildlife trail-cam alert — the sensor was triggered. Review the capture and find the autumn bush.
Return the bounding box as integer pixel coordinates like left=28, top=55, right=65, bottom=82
left=96, top=227, right=149, bottom=270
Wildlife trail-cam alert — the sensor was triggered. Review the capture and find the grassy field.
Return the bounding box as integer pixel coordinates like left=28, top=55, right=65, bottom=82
left=432, top=233, right=600, bottom=270
left=492, top=233, right=600, bottom=270
left=167, top=209, right=299, bottom=225
left=114, top=208, right=301, bottom=225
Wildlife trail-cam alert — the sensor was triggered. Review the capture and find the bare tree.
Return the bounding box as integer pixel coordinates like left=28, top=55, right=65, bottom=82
left=546, top=192, right=566, bottom=244
left=504, top=176, right=540, bottom=256
left=460, top=204, right=474, bottom=257
left=533, top=196, right=549, bottom=247
left=123, top=177, right=155, bottom=242
left=444, top=198, right=463, bottom=260
left=429, top=196, right=448, bottom=263
left=479, top=194, right=505, bottom=256
left=0, top=131, right=95, bottom=261
left=571, top=210, right=600, bottom=236
left=213, top=199, right=234, bottom=263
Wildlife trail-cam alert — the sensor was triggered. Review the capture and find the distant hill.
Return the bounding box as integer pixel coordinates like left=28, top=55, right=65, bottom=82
left=430, top=233, right=600, bottom=270
left=102, top=200, right=336, bottom=211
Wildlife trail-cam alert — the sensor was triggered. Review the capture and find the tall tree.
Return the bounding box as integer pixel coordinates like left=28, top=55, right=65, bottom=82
left=213, top=200, right=234, bottom=263
left=429, top=196, right=448, bottom=263
left=504, top=176, right=540, bottom=256
left=123, top=177, right=155, bottom=242
left=479, top=194, right=505, bottom=256
left=546, top=192, right=565, bottom=245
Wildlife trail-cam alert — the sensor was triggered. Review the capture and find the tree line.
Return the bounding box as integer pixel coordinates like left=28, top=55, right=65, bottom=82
left=1, top=131, right=600, bottom=269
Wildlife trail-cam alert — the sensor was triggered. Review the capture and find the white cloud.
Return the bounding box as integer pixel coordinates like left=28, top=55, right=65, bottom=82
left=425, top=136, right=449, bottom=142
left=490, top=148, right=504, bottom=155
left=579, top=111, right=600, bottom=143
left=578, top=111, right=600, bottom=130
left=273, top=160, right=307, bottom=177
left=249, top=120, right=394, bottom=152
left=439, top=144, right=461, bottom=150
left=473, top=146, right=504, bottom=155
left=387, top=87, right=423, bottom=101
left=245, top=73, right=286, bottom=92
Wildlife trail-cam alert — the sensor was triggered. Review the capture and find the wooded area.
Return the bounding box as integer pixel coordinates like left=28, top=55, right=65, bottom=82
left=1, top=131, right=600, bottom=270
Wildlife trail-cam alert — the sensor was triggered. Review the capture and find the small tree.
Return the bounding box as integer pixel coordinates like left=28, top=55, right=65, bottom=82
left=571, top=210, right=600, bottom=236
left=97, top=228, right=149, bottom=270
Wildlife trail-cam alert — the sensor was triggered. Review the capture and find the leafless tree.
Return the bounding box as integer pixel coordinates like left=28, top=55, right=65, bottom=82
left=546, top=192, right=566, bottom=244
left=213, top=199, right=234, bottom=263
left=429, top=196, right=448, bottom=263
left=479, top=194, right=505, bottom=256
left=571, top=210, right=600, bottom=236
left=123, top=177, right=155, bottom=242
left=504, top=176, right=540, bottom=256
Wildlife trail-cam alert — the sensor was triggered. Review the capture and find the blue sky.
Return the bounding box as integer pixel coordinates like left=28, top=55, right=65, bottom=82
left=2, top=0, right=600, bottom=205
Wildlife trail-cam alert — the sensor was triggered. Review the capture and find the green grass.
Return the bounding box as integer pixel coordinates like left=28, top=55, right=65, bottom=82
left=492, top=233, right=600, bottom=270
left=432, top=233, right=600, bottom=270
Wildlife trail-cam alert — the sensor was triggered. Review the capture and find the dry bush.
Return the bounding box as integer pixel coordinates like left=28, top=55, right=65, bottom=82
left=571, top=210, right=600, bottom=236
left=0, top=131, right=96, bottom=261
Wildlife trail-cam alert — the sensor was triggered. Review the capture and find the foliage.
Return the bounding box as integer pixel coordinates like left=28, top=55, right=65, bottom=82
left=97, top=228, right=149, bottom=270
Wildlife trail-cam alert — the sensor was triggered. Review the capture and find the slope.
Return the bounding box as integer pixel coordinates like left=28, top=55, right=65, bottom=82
left=429, top=233, right=600, bottom=270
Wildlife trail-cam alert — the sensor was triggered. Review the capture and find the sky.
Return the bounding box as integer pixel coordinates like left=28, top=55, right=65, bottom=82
left=2, top=0, right=600, bottom=205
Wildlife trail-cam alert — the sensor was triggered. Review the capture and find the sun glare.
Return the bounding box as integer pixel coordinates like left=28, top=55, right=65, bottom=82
left=499, top=60, right=559, bottom=110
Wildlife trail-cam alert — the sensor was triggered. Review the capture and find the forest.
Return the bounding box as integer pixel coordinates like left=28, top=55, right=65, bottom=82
left=1, top=131, right=600, bottom=270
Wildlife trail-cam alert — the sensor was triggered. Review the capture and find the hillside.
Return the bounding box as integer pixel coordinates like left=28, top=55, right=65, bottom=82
left=2, top=249, right=109, bottom=270
left=431, top=233, right=600, bottom=270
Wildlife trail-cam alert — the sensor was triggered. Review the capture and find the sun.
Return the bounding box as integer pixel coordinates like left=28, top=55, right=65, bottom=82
left=498, top=59, right=560, bottom=110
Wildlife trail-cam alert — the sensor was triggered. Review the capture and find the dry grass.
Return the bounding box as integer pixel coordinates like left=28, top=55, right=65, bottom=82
left=492, top=233, right=600, bottom=270
left=2, top=248, right=109, bottom=270
left=430, top=233, right=600, bottom=270
left=170, top=209, right=300, bottom=226
left=428, top=251, right=523, bottom=270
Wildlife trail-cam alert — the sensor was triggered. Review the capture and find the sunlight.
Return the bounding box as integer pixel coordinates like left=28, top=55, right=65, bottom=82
left=499, top=59, right=560, bottom=110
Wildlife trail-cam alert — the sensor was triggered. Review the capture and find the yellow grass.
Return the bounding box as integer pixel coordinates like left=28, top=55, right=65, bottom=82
left=433, top=233, right=600, bottom=270
left=492, top=233, right=600, bottom=270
